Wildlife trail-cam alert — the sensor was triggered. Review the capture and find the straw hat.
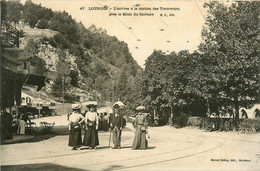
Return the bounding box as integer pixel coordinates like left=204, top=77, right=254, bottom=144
left=72, top=104, right=81, bottom=110
left=84, top=101, right=98, bottom=107
left=136, top=106, right=146, bottom=111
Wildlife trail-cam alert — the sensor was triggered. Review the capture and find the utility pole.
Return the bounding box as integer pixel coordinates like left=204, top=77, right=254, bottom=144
left=62, top=75, right=65, bottom=115
left=38, top=93, right=41, bottom=118
left=112, top=79, right=114, bottom=102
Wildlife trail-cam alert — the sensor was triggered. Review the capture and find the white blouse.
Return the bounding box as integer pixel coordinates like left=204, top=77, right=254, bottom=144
left=85, top=111, right=99, bottom=125
left=69, top=112, right=84, bottom=123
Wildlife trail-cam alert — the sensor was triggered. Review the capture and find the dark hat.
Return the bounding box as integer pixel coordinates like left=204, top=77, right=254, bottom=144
left=113, top=101, right=125, bottom=109
left=113, top=104, right=120, bottom=109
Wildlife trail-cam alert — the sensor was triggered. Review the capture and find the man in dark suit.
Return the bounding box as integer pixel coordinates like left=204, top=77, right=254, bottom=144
left=110, top=105, right=123, bottom=149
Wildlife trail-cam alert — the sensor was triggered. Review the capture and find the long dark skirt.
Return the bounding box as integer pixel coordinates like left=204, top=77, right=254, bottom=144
left=68, top=124, right=82, bottom=147
left=83, top=126, right=99, bottom=147
left=132, top=125, right=147, bottom=149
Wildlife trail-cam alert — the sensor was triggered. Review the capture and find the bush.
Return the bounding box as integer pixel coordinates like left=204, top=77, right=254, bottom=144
left=187, top=117, right=260, bottom=133
left=36, top=19, right=49, bottom=29
left=172, top=113, right=189, bottom=128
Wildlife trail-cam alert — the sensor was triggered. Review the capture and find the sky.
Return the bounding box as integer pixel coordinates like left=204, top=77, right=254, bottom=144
left=29, top=0, right=210, bottom=68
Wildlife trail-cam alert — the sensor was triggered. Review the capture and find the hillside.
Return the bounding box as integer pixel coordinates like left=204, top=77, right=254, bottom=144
left=3, top=0, right=143, bottom=108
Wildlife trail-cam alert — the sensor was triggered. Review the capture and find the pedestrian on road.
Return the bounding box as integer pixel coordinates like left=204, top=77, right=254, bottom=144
left=110, top=105, right=124, bottom=149
left=101, top=112, right=109, bottom=131
left=83, top=102, right=99, bottom=150
left=17, top=112, right=31, bottom=135
left=1, top=109, right=13, bottom=140
left=68, top=104, right=85, bottom=150
left=132, top=106, right=148, bottom=150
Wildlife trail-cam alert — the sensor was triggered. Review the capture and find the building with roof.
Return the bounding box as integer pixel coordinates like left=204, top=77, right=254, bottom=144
left=1, top=22, right=46, bottom=111
left=239, top=104, right=260, bottom=119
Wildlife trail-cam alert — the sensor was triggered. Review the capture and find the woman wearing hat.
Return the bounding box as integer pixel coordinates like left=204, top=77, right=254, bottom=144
left=83, top=103, right=99, bottom=149
left=68, top=104, right=85, bottom=150
left=132, top=106, right=148, bottom=150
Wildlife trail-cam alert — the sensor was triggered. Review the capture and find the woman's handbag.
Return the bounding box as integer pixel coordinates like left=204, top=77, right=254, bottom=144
left=141, top=125, right=146, bottom=131
left=73, top=124, right=81, bottom=131
left=87, top=120, right=95, bottom=127
left=146, top=133, right=150, bottom=140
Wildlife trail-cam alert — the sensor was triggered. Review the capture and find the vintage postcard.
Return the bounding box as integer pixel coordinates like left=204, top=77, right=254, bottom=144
left=1, top=0, right=259, bottom=170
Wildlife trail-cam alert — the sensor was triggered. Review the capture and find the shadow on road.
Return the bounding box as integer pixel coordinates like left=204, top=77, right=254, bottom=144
left=27, top=134, right=56, bottom=143
left=1, top=163, right=87, bottom=171
left=102, top=165, right=123, bottom=171
left=121, top=146, right=132, bottom=149
left=1, top=134, right=56, bottom=145
left=131, top=146, right=156, bottom=150
left=79, top=146, right=111, bottom=150
left=147, top=146, right=156, bottom=150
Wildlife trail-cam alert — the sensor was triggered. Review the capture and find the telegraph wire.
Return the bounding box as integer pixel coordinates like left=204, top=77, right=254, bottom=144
left=194, top=1, right=206, bottom=21
left=94, top=1, right=139, bottom=40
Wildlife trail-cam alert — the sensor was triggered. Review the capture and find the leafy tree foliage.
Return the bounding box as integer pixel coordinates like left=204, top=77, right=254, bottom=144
left=36, top=19, right=49, bottom=29
left=22, top=0, right=54, bottom=28
left=52, top=49, right=71, bottom=101
left=24, top=38, right=39, bottom=57
left=70, top=70, right=79, bottom=87
left=6, top=0, right=142, bottom=109
left=22, top=0, right=39, bottom=28
left=198, top=1, right=260, bottom=118
left=30, top=56, right=47, bottom=75
left=6, top=1, right=23, bottom=24
left=142, top=2, right=259, bottom=125
left=1, top=0, right=7, bottom=22
left=23, top=38, right=48, bottom=75
left=142, top=50, right=208, bottom=125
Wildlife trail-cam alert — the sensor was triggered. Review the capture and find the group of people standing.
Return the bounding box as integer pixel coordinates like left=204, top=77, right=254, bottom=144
left=1, top=108, right=33, bottom=141
left=68, top=103, right=99, bottom=150
left=68, top=102, right=149, bottom=151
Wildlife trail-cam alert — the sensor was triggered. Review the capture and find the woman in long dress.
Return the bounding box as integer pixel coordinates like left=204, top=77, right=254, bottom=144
left=83, top=104, right=99, bottom=149
left=132, top=112, right=148, bottom=150
left=17, top=113, right=31, bottom=135
left=68, top=105, right=85, bottom=150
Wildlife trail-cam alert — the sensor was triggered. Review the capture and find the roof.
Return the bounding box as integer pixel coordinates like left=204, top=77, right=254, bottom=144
left=239, top=104, right=260, bottom=118
left=1, top=53, right=21, bottom=65
left=22, top=85, right=57, bottom=103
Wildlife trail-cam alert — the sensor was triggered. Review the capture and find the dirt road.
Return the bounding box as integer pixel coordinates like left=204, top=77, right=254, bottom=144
left=1, top=124, right=259, bottom=170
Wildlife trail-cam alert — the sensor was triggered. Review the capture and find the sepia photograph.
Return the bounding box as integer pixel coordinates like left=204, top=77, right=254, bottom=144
left=1, top=0, right=259, bottom=170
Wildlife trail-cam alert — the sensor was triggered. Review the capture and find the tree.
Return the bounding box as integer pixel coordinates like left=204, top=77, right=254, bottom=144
left=36, top=19, right=49, bottom=29
left=8, top=0, right=142, bottom=107
left=24, top=38, right=39, bottom=57
left=49, top=11, right=79, bottom=43
left=141, top=50, right=172, bottom=124
left=22, top=0, right=39, bottom=28
left=30, top=56, right=47, bottom=75
left=6, top=1, right=23, bottom=24
left=52, top=49, right=71, bottom=101
left=70, top=70, right=79, bottom=87
left=142, top=49, right=213, bottom=125
left=22, top=38, right=47, bottom=75
left=1, top=0, right=7, bottom=22
left=199, top=1, right=260, bottom=118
